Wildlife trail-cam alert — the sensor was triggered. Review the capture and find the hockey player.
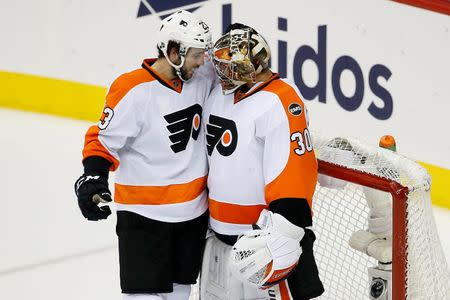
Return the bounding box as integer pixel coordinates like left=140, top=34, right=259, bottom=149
left=74, top=10, right=215, bottom=300
left=201, top=23, right=324, bottom=299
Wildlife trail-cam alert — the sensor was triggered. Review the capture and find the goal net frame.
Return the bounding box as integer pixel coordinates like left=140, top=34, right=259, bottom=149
left=318, top=159, right=408, bottom=299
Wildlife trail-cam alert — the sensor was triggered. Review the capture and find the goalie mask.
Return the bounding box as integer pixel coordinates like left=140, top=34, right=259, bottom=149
left=210, top=25, right=271, bottom=94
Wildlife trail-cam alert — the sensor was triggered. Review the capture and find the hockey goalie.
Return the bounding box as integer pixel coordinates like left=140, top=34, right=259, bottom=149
left=200, top=23, right=324, bottom=300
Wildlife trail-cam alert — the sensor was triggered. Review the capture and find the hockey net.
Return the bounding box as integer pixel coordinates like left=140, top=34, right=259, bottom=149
left=311, top=134, right=449, bottom=299
left=190, top=133, right=450, bottom=299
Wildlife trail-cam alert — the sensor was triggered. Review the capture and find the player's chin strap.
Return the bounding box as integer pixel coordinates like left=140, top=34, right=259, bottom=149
left=162, top=51, right=188, bottom=82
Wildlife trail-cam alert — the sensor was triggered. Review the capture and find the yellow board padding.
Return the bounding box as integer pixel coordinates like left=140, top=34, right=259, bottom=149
left=419, top=162, right=450, bottom=209
left=1, top=70, right=449, bottom=209
left=0, top=70, right=107, bottom=121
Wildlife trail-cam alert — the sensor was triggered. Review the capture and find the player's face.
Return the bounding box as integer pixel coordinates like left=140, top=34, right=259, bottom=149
left=180, top=48, right=206, bottom=80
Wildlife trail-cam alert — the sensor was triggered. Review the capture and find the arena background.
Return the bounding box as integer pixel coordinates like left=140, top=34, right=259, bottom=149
left=0, top=1, right=449, bottom=299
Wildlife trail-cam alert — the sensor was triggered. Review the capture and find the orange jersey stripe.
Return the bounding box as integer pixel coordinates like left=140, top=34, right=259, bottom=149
left=279, top=280, right=292, bottom=300
left=209, top=198, right=267, bottom=224
left=263, top=79, right=318, bottom=207
left=82, top=68, right=156, bottom=170
left=114, top=176, right=207, bottom=205
left=105, top=68, right=155, bottom=109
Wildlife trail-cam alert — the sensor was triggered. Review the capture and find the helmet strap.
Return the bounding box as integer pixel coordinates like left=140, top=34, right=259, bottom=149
left=162, top=49, right=188, bottom=82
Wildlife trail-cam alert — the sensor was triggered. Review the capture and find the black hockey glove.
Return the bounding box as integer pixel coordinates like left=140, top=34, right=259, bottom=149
left=74, top=156, right=112, bottom=221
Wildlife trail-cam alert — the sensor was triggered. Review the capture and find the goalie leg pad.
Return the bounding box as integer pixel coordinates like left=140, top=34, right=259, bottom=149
left=200, top=235, right=244, bottom=300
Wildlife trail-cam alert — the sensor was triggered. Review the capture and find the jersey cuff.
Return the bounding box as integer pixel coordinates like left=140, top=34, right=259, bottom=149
left=269, top=198, right=312, bottom=228
left=83, top=156, right=112, bottom=178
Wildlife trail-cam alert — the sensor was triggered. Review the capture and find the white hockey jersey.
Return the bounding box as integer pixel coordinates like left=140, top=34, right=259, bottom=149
left=82, top=59, right=215, bottom=222
left=204, top=74, right=318, bottom=235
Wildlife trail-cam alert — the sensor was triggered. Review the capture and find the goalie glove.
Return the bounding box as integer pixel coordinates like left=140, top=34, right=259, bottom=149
left=230, top=209, right=304, bottom=288
left=74, top=156, right=112, bottom=221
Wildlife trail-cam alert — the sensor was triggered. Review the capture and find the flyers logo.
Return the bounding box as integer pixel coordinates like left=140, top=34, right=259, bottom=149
left=206, top=115, right=238, bottom=156
left=164, top=104, right=202, bottom=153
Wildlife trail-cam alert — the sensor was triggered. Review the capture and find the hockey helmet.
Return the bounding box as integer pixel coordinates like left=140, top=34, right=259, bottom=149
left=157, top=10, right=212, bottom=80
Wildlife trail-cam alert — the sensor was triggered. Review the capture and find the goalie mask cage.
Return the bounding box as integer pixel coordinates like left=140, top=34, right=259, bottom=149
left=189, top=134, right=450, bottom=300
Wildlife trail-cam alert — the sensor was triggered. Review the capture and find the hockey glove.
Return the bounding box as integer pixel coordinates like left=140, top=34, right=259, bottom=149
left=74, top=157, right=112, bottom=221
left=230, top=209, right=304, bottom=288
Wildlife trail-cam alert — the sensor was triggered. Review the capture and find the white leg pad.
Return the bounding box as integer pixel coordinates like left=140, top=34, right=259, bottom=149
left=243, top=281, right=293, bottom=299
left=200, top=235, right=244, bottom=300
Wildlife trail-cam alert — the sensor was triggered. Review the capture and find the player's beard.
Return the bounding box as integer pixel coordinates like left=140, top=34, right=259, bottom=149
left=171, top=65, right=194, bottom=81
left=182, top=65, right=195, bottom=81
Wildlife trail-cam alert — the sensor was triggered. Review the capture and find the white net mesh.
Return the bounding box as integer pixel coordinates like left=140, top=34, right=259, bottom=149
left=313, top=183, right=375, bottom=299
left=312, top=134, right=450, bottom=299
left=190, top=133, right=450, bottom=299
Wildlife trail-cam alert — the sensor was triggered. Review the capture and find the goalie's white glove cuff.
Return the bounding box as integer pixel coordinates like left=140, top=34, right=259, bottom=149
left=258, top=210, right=304, bottom=271
left=272, top=213, right=305, bottom=241
left=254, top=209, right=305, bottom=241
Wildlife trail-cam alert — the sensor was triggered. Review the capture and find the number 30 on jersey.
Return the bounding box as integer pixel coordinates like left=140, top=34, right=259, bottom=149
left=290, top=128, right=313, bottom=156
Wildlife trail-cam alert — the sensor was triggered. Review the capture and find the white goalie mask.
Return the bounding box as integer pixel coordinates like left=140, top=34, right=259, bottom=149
left=157, top=10, right=212, bottom=81
left=210, top=25, right=271, bottom=94
left=230, top=210, right=304, bottom=288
